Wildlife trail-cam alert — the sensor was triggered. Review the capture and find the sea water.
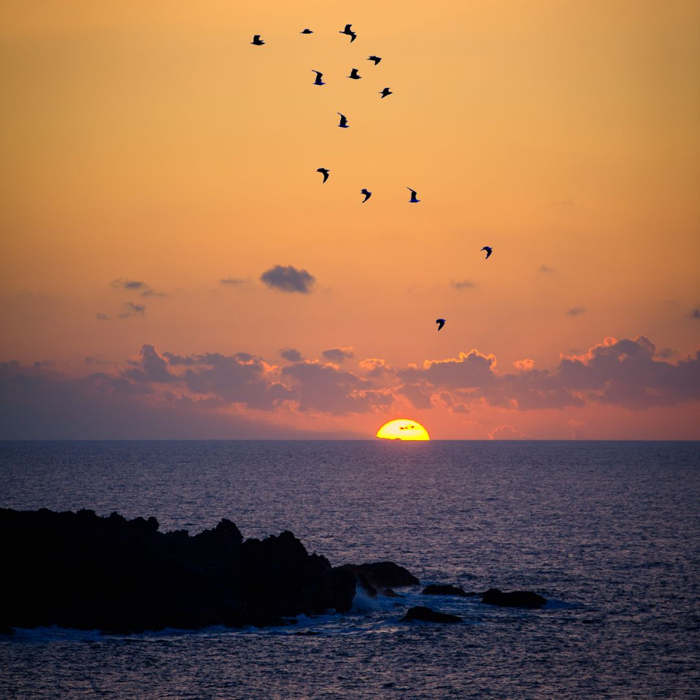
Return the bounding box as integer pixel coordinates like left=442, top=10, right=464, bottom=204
left=0, top=440, right=698, bottom=698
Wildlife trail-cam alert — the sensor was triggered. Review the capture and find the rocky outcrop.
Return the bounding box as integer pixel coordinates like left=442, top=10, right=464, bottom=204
left=401, top=606, right=462, bottom=623
left=422, top=584, right=472, bottom=597
left=0, top=508, right=356, bottom=633
left=481, top=588, right=546, bottom=609
left=336, top=561, right=419, bottom=596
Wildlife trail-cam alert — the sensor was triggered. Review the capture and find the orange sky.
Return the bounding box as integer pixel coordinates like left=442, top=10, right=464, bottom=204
left=1, top=1, right=699, bottom=438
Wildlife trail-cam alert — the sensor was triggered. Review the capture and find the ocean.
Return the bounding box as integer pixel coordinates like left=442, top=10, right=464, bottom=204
left=1, top=440, right=698, bottom=698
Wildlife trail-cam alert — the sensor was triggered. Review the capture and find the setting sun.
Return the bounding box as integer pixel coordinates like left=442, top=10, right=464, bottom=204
left=376, top=419, right=431, bottom=441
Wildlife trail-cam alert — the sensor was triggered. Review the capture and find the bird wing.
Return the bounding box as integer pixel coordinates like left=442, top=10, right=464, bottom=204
left=350, top=32, right=357, bottom=42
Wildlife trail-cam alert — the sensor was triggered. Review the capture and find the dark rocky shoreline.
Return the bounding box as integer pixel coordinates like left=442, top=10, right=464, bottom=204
left=1, top=508, right=546, bottom=633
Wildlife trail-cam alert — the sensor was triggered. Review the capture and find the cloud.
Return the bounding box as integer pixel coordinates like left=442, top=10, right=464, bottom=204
left=691, top=308, right=700, bottom=319
left=162, top=352, right=196, bottom=366
left=322, top=347, right=354, bottom=362
left=539, top=265, right=555, bottom=274
left=397, top=336, right=700, bottom=411
left=112, top=278, right=146, bottom=291
left=566, top=306, right=586, bottom=316
left=0, top=360, right=326, bottom=439
left=96, top=313, right=111, bottom=321
left=180, top=352, right=293, bottom=410
left=280, top=348, right=303, bottom=362
left=359, top=357, right=391, bottom=379
left=260, top=265, right=315, bottom=294
left=397, top=383, right=433, bottom=409
left=124, top=345, right=174, bottom=383
left=452, top=280, right=476, bottom=290
left=398, top=350, right=497, bottom=390
left=1, top=336, right=698, bottom=439
left=111, top=278, right=165, bottom=297
left=220, top=277, right=246, bottom=286
left=282, top=361, right=392, bottom=414
left=119, top=302, right=145, bottom=318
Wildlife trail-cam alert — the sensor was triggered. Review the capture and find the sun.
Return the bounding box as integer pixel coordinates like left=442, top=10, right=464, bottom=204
left=376, top=419, right=431, bottom=441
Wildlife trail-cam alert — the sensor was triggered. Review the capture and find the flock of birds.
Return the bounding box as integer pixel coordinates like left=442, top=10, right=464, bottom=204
left=251, top=24, right=494, bottom=333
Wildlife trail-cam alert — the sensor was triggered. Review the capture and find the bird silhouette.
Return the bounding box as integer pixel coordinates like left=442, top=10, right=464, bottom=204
left=251, top=35, right=265, bottom=46
left=481, top=246, right=493, bottom=259
left=407, top=187, right=420, bottom=203
left=316, top=168, right=330, bottom=183
left=436, top=318, right=446, bottom=331
left=379, top=87, right=393, bottom=99
left=339, top=24, right=357, bottom=42
left=337, top=112, right=349, bottom=128
left=348, top=68, right=361, bottom=79
left=301, top=28, right=313, bottom=34
left=368, top=55, right=382, bottom=65
left=312, top=70, right=325, bottom=86
left=361, top=188, right=372, bottom=203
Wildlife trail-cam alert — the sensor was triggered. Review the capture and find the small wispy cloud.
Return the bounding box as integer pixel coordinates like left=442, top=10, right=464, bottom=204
left=260, top=265, right=315, bottom=294
left=220, top=277, right=246, bottom=286
left=690, top=308, right=700, bottom=320
left=119, top=302, right=146, bottom=319
left=539, top=265, right=555, bottom=274
left=452, top=280, right=476, bottom=290
left=96, top=312, right=111, bottom=321
left=566, top=306, right=586, bottom=317
left=111, top=278, right=165, bottom=297
left=112, top=278, right=145, bottom=291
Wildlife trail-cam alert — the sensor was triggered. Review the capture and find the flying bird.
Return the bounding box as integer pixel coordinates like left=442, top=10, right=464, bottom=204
left=251, top=35, right=265, bottom=45
left=312, top=70, right=325, bottom=86
left=337, top=112, right=349, bottom=128
left=481, top=246, right=493, bottom=259
left=316, top=168, right=330, bottom=183
left=368, top=55, right=382, bottom=65
left=407, top=187, right=420, bottom=203
left=339, top=24, right=357, bottom=42
left=348, top=67, right=361, bottom=79
left=301, top=28, right=313, bottom=34
left=361, top=188, right=372, bottom=203
left=436, top=318, right=446, bottom=331
left=379, top=87, right=393, bottom=98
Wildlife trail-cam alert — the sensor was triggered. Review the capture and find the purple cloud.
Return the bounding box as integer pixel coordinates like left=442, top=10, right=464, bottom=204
left=282, top=362, right=392, bottom=414
left=397, top=337, right=700, bottom=411
left=260, top=265, right=315, bottom=294
left=280, top=348, right=303, bottom=362
left=322, top=347, right=354, bottom=363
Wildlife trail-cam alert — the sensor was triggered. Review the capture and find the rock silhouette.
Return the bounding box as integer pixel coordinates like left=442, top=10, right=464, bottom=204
left=481, top=588, right=546, bottom=609
left=336, top=561, right=419, bottom=596
left=422, top=584, right=472, bottom=597
left=1, top=508, right=356, bottom=633
left=401, top=606, right=462, bottom=623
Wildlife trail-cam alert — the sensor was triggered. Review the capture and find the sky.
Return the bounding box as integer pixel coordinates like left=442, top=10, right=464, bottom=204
left=1, top=0, right=699, bottom=439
